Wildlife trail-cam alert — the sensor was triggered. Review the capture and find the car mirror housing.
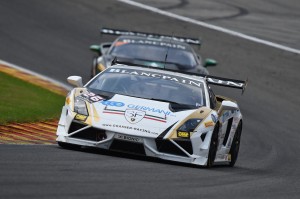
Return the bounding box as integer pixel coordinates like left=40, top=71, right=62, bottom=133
left=67, top=76, right=83, bottom=87
left=218, top=100, right=238, bottom=114
left=90, top=45, right=102, bottom=56
left=90, top=43, right=112, bottom=56
left=204, top=58, right=217, bottom=67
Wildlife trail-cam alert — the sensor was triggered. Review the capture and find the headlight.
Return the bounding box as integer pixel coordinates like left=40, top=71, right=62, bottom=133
left=74, top=98, right=88, bottom=116
left=177, top=119, right=202, bottom=138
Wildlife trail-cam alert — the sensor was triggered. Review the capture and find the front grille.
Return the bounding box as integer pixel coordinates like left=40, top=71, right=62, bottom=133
left=68, top=122, right=86, bottom=133
left=68, top=122, right=107, bottom=142
left=155, top=138, right=192, bottom=157
left=109, top=139, right=146, bottom=155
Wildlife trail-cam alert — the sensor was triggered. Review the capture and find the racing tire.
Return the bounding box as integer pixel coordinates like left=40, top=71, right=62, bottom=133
left=57, top=141, right=81, bottom=150
left=206, top=123, right=219, bottom=168
left=228, top=121, right=242, bottom=167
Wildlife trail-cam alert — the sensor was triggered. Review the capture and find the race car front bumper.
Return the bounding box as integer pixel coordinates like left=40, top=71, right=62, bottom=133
left=56, top=106, right=231, bottom=166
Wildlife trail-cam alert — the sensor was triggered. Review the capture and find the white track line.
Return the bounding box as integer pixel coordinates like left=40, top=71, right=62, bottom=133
left=118, top=0, right=300, bottom=55
left=0, top=59, right=72, bottom=91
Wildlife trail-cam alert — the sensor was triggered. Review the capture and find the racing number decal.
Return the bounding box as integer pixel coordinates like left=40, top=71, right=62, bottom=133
left=90, top=96, right=103, bottom=102
left=82, top=92, right=103, bottom=103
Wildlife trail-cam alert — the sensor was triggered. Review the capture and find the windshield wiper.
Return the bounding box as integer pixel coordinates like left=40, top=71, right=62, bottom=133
left=87, top=89, right=114, bottom=100
left=147, top=98, right=181, bottom=105
left=148, top=98, right=199, bottom=111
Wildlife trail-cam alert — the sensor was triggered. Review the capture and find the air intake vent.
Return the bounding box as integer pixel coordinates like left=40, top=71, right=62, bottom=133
left=155, top=138, right=192, bottom=157
left=200, top=132, right=207, bottom=142
left=223, top=118, right=233, bottom=146
left=109, top=140, right=146, bottom=155
left=68, top=122, right=107, bottom=142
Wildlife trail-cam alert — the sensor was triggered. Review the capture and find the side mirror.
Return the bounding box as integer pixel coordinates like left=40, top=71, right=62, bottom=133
left=218, top=100, right=238, bottom=114
left=204, top=58, right=217, bottom=67
left=90, top=43, right=112, bottom=56
left=67, top=76, right=83, bottom=87
left=90, top=45, right=102, bottom=56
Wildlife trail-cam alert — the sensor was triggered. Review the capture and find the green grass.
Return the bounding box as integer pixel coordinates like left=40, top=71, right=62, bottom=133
left=0, top=72, right=65, bottom=124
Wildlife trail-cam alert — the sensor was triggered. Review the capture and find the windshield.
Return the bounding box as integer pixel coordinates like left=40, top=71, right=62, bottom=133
left=109, top=40, right=197, bottom=68
left=87, top=67, right=206, bottom=108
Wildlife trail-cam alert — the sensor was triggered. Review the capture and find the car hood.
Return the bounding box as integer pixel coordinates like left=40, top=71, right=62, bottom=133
left=86, top=94, right=198, bottom=138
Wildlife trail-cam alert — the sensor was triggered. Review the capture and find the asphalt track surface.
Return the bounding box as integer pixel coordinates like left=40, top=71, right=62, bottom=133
left=0, top=0, right=300, bottom=198
left=135, top=0, right=300, bottom=50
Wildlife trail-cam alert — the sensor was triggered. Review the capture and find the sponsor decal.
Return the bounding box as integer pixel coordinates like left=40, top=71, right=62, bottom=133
left=207, top=77, right=244, bottom=88
left=101, top=100, right=125, bottom=107
left=107, top=68, right=203, bottom=88
left=78, top=92, right=125, bottom=107
left=177, top=131, right=190, bottom=138
left=204, top=121, right=214, bottom=127
left=211, top=114, right=218, bottom=123
left=74, top=114, right=87, bottom=122
left=102, top=123, right=158, bottom=135
left=103, top=107, right=167, bottom=123
left=124, top=109, right=145, bottom=124
left=127, top=104, right=170, bottom=116
left=118, top=38, right=187, bottom=50
left=114, top=134, right=142, bottom=143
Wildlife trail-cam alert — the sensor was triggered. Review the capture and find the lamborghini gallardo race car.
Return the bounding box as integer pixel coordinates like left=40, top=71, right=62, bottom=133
left=56, top=61, right=247, bottom=167
left=89, top=28, right=217, bottom=78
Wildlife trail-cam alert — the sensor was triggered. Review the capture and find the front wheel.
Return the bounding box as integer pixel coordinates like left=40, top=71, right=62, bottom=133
left=206, top=123, right=219, bottom=168
left=228, top=121, right=242, bottom=167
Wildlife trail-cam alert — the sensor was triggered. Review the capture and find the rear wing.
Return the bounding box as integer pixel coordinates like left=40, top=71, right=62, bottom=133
left=100, top=27, right=201, bottom=46
left=111, top=57, right=247, bottom=94
left=205, top=75, right=248, bottom=94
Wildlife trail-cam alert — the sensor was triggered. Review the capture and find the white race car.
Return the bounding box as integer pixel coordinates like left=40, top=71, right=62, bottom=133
left=56, top=61, right=247, bottom=167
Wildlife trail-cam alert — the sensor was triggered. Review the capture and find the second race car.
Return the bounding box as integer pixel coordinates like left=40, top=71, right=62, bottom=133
left=89, top=28, right=217, bottom=77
